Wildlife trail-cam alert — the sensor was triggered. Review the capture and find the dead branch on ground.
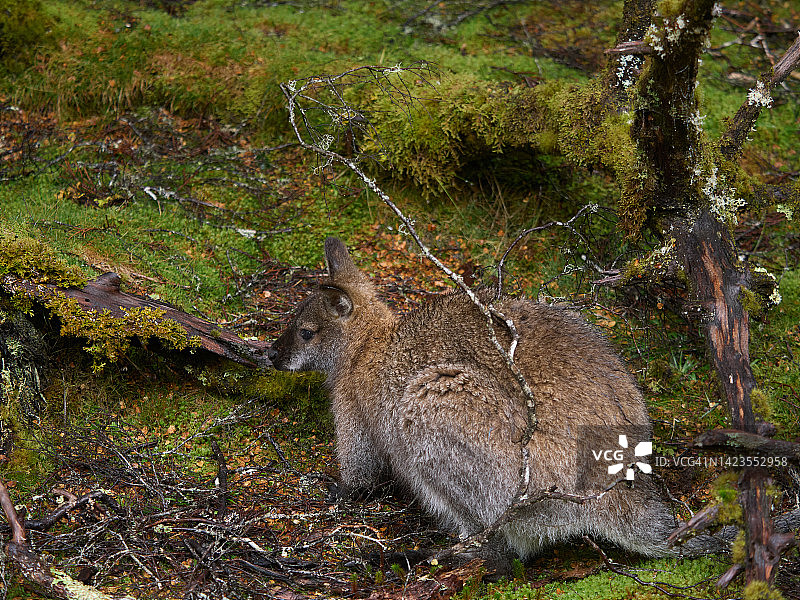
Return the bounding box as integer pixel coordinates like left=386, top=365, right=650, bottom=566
left=0, top=478, right=136, bottom=600
left=1, top=271, right=270, bottom=367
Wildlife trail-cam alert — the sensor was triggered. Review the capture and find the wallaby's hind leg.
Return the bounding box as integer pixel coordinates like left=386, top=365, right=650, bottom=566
left=394, top=366, right=524, bottom=541
left=591, top=489, right=677, bottom=557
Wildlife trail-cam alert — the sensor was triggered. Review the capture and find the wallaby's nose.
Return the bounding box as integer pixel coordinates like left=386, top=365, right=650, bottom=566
left=267, top=346, right=278, bottom=363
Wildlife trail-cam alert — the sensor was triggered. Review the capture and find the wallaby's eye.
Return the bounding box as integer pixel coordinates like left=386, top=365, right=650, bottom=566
left=299, top=329, right=315, bottom=341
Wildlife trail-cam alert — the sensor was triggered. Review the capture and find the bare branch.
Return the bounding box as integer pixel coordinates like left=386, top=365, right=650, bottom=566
left=435, top=473, right=629, bottom=562
left=281, top=65, right=539, bottom=434
left=583, top=536, right=720, bottom=600
left=667, top=503, right=721, bottom=546
left=692, top=429, right=800, bottom=462
left=605, top=40, right=655, bottom=55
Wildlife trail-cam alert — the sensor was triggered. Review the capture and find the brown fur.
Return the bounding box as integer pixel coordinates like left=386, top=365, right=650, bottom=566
left=269, top=238, right=720, bottom=560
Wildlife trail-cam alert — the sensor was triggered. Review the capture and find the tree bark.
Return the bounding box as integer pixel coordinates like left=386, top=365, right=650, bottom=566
left=671, top=210, right=756, bottom=432
left=622, top=0, right=800, bottom=587
left=738, top=469, right=796, bottom=585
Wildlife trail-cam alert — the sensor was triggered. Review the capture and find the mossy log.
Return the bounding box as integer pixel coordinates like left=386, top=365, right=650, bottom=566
left=0, top=272, right=271, bottom=368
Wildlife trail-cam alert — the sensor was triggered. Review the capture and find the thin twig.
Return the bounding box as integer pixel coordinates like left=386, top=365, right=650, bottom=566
left=281, top=65, right=539, bottom=437
left=583, top=536, right=723, bottom=600
left=435, top=473, right=629, bottom=562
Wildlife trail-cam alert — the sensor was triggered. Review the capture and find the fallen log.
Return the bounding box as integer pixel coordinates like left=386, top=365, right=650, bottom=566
left=693, top=429, right=800, bottom=463
left=0, top=271, right=271, bottom=368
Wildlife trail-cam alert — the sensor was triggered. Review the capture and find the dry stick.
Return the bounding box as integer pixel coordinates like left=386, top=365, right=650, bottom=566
left=265, top=429, right=301, bottom=475
left=0, top=479, right=25, bottom=547
left=211, top=440, right=229, bottom=520
left=692, top=428, right=800, bottom=462
left=495, top=203, right=599, bottom=298
left=716, top=563, right=744, bottom=589
left=13, top=489, right=125, bottom=533
left=281, top=68, right=538, bottom=438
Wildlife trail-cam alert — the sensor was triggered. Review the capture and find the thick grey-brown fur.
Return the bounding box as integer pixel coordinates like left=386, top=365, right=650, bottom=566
left=269, top=237, right=724, bottom=560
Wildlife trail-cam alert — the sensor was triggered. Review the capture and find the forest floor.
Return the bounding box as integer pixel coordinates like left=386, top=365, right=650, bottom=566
left=1, top=0, right=800, bottom=599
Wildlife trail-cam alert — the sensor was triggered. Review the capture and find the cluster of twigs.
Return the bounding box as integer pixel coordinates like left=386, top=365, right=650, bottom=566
left=1, top=404, right=445, bottom=598
left=1, top=102, right=297, bottom=229
left=390, top=0, right=529, bottom=34
left=711, top=3, right=800, bottom=96
left=0, top=104, right=63, bottom=183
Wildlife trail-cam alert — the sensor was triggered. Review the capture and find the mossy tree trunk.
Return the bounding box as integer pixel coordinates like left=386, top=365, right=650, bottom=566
left=613, top=0, right=800, bottom=588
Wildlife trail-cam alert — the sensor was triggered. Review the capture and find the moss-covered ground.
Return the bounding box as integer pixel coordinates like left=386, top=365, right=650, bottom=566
left=1, top=0, right=799, bottom=598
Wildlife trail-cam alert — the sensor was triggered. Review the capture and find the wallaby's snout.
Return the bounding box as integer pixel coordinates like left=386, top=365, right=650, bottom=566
left=266, top=341, right=281, bottom=368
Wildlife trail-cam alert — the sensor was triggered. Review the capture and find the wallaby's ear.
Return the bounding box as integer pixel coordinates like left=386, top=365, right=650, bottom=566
left=324, top=237, right=358, bottom=281
left=320, top=285, right=353, bottom=319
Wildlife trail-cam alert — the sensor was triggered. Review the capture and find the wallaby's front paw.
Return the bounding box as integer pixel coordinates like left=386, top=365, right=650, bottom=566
left=325, top=480, right=376, bottom=503
left=325, top=481, right=346, bottom=504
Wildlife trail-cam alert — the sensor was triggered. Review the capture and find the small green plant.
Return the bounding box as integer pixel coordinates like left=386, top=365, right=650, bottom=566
left=389, top=562, right=406, bottom=579
left=668, top=348, right=698, bottom=380
left=456, top=566, right=486, bottom=600
left=511, top=558, right=525, bottom=582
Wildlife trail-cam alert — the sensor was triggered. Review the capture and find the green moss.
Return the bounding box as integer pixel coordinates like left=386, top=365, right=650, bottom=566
left=657, top=0, right=687, bottom=19
left=749, top=388, right=773, bottom=420
left=739, top=287, right=766, bottom=317
left=743, top=580, right=785, bottom=600
left=486, top=556, right=726, bottom=600
left=191, top=363, right=330, bottom=432
left=620, top=238, right=677, bottom=283
left=0, top=0, right=55, bottom=72
left=0, top=230, right=87, bottom=288
left=47, top=294, right=201, bottom=370
left=711, top=472, right=743, bottom=524
left=0, top=386, right=51, bottom=487
left=730, top=530, right=746, bottom=565
left=363, top=73, right=531, bottom=197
